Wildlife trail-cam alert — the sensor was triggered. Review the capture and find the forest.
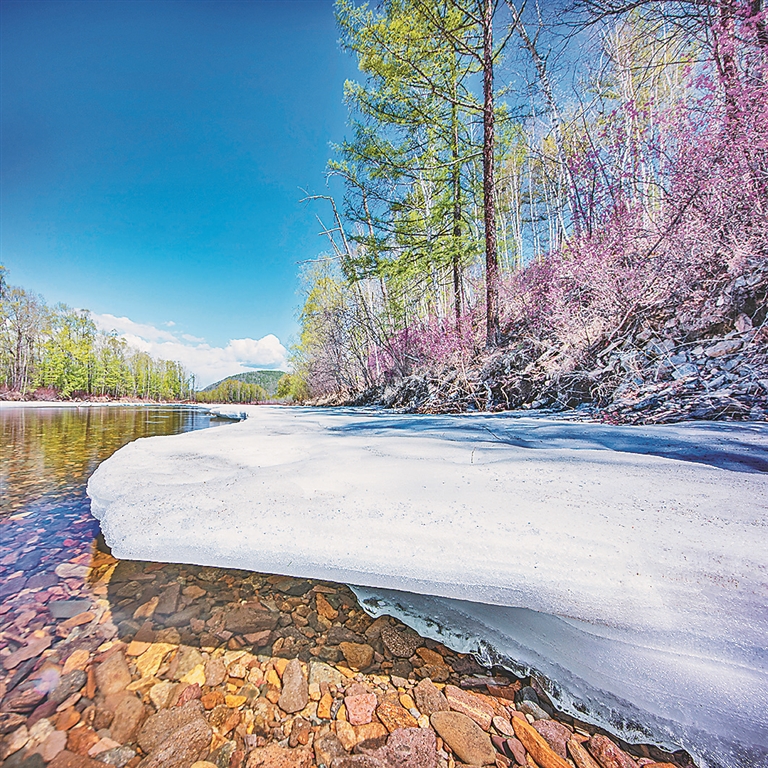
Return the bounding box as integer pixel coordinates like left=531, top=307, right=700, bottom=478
left=0, top=269, right=194, bottom=401
left=292, top=0, right=768, bottom=421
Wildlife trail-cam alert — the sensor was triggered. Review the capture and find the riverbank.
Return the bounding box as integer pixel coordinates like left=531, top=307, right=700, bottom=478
left=308, top=259, right=768, bottom=426
left=0, top=546, right=688, bottom=768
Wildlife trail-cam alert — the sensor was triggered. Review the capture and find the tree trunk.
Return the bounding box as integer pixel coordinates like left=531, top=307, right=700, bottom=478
left=451, top=98, right=463, bottom=326
left=483, top=0, right=500, bottom=347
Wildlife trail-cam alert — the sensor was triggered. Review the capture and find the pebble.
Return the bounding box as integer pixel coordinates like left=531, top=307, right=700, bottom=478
left=278, top=658, right=309, bottom=714
left=588, top=734, right=639, bottom=768
left=339, top=641, right=375, bottom=670
left=444, top=685, right=494, bottom=731
left=94, top=652, right=131, bottom=696
left=380, top=626, right=421, bottom=658
left=377, top=693, right=419, bottom=732
left=137, top=716, right=212, bottom=768
left=430, top=710, right=496, bottom=766
left=532, top=719, right=572, bottom=759
left=345, top=692, right=378, bottom=725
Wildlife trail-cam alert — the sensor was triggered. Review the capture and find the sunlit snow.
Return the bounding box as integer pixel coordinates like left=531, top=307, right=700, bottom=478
left=87, top=405, right=768, bottom=768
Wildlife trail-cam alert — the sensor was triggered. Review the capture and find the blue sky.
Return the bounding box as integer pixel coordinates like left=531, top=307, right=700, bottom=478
left=1, top=0, right=354, bottom=384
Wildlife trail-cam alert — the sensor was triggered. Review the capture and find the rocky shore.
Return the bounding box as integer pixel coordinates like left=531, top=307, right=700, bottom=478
left=328, top=261, right=768, bottom=425
left=0, top=546, right=691, bottom=768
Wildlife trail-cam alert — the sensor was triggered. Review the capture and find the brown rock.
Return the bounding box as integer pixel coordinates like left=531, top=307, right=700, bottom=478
left=246, top=744, right=314, bottom=768
left=201, top=690, right=226, bottom=710
left=1, top=685, right=45, bottom=713
left=204, top=656, right=227, bottom=687
left=110, top=694, right=146, bottom=744
left=414, top=679, right=450, bottom=716
left=340, top=642, right=375, bottom=670
left=587, top=735, right=638, bottom=768
left=155, top=583, right=181, bottom=615
left=48, top=751, right=105, bottom=768
left=224, top=604, right=279, bottom=635
left=430, top=711, right=496, bottom=766
left=137, top=717, right=212, bottom=768
left=377, top=693, right=419, bottom=733
left=2, top=633, right=52, bottom=670
left=380, top=626, right=421, bottom=658
left=137, top=700, right=205, bottom=754
left=55, top=707, right=82, bottom=731
left=168, top=645, right=204, bottom=681
left=532, top=720, right=571, bottom=759
left=316, top=592, right=339, bottom=620
left=345, top=693, right=378, bottom=726
left=66, top=726, right=100, bottom=756
left=511, top=716, right=570, bottom=768
left=379, top=726, right=438, bottom=768
left=315, top=732, right=348, bottom=766
left=95, top=651, right=131, bottom=696
left=278, top=658, right=309, bottom=714
left=289, top=716, right=312, bottom=747
left=416, top=664, right=449, bottom=683
left=444, top=685, right=494, bottom=731
left=568, top=738, right=603, bottom=768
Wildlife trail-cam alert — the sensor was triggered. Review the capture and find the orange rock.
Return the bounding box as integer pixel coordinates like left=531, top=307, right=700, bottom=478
left=317, top=691, right=333, bottom=720
left=445, top=685, right=494, bottom=730
left=62, top=649, right=91, bottom=675
left=85, top=666, right=96, bottom=699
left=376, top=693, right=418, bottom=733
left=61, top=611, right=95, bottom=630
left=315, top=593, right=338, bottom=621
left=416, top=647, right=445, bottom=666
left=55, top=708, right=81, bottom=731
left=354, top=721, right=388, bottom=748
left=587, top=734, right=638, bottom=768
left=66, top=726, right=100, bottom=756
left=568, top=737, right=603, bottom=768
left=511, top=716, right=571, bottom=768
left=201, top=690, right=226, bottom=710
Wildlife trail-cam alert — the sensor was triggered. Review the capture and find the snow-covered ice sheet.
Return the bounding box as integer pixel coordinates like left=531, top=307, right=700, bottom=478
left=87, top=405, right=768, bottom=768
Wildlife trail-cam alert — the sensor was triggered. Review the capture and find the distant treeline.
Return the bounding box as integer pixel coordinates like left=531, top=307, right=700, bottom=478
left=195, top=379, right=268, bottom=403
left=0, top=269, right=193, bottom=400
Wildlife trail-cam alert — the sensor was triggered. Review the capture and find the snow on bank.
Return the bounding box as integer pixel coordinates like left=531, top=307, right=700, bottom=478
left=86, top=405, right=768, bottom=768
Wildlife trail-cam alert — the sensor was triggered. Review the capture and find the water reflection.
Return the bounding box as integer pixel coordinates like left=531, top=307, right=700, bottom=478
left=0, top=406, right=217, bottom=520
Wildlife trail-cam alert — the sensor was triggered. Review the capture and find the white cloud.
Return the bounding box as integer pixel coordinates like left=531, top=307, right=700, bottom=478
left=94, top=313, right=177, bottom=343
left=91, top=313, right=288, bottom=388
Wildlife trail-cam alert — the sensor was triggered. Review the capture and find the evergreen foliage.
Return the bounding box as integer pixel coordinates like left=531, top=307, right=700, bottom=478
left=201, top=370, right=286, bottom=396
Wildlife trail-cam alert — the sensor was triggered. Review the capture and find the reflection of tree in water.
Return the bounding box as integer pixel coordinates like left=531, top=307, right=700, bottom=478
left=0, top=407, right=207, bottom=517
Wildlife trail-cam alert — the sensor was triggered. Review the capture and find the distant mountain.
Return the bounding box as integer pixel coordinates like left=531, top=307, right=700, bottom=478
left=201, top=370, right=287, bottom=396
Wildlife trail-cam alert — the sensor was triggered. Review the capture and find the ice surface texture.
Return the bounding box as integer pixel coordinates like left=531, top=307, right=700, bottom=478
left=87, top=406, right=768, bottom=768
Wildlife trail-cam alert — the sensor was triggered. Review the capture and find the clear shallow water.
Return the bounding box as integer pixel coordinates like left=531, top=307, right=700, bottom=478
left=0, top=406, right=220, bottom=590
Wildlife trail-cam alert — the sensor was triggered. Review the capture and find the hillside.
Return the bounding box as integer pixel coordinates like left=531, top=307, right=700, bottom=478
left=201, top=370, right=286, bottom=397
